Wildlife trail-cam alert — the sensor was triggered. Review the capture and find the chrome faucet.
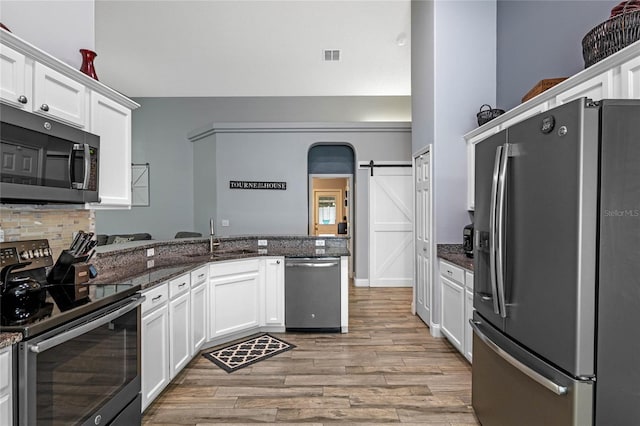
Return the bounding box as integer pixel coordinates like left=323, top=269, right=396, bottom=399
left=209, top=218, right=221, bottom=253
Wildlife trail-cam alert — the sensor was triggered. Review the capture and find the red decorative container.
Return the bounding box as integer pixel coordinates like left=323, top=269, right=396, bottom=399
left=79, top=49, right=99, bottom=81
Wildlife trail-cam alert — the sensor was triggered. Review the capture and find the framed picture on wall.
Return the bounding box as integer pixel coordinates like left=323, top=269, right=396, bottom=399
left=131, top=163, right=150, bottom=207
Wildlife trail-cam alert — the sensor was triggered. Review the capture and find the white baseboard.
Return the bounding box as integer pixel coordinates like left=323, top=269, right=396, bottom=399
left=354, top=278, right=369, bottom=287
left=429, top=323, right=442, bottom=338
left=370, top=282, right=413, bottom=288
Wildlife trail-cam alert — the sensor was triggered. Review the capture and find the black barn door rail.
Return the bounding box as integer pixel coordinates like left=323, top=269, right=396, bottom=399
left=361, top=160, right=412, bottom=176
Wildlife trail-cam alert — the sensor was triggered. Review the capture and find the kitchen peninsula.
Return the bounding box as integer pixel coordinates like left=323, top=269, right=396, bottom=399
left=92, top=235, right=350, bottom=410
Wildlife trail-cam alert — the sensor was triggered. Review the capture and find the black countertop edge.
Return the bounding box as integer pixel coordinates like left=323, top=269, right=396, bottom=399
left=436, top=244, right=474, bottom=271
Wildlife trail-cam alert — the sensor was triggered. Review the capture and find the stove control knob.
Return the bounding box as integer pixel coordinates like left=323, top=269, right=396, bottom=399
left=38, top=249, right=45, bottom=257
left=20, top=251, right=29, bottom=260
left=33, top=250, right=40, bottom=258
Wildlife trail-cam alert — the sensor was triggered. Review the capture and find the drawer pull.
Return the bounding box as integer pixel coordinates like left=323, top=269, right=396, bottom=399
left=40, top=103, right=50, bottom=112
left=18, top=95, right=28, bottom=104
left=198, top=274, right=205, bottom=279
left=152, top=295, right=163, bottom=302
left=178, top=282, right=187, bottom=288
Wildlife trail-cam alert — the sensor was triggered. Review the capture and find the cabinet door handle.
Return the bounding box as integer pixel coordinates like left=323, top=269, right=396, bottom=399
left=276, top=260, right=281, bottom=264
left=18, top=95, right=28, bottom=104
left=40, top=103, right=50, bottom=112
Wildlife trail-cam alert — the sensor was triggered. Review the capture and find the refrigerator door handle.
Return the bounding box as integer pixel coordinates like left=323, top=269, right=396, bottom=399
left=470, top=319, right=568, bottom=396
left=495, top=142, right=509, bottom=318
left=489, top=145, right=503, bottom=315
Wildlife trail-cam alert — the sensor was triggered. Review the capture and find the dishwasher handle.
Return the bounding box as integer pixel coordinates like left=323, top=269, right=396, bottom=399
left=286, top=261, right=339, bottom=268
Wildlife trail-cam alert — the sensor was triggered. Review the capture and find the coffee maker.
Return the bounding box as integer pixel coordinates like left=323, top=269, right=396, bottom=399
left=463, top=224, right=474, bottom=258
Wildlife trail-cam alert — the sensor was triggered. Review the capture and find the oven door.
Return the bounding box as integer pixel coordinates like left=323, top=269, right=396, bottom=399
left=18, top=295, right=143, bottom=426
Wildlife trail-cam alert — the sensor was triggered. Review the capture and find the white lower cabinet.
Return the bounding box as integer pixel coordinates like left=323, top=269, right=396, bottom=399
left=208, top=259, right=261, bottom=339
left=0, top=346, right=12, bottom=426
left=464, top=271, right=474, bottom=362
left=190, top=266, right=208, bottom=354
left=440, top=260, right=474, bottom=362
left=141, top=283, right=170, bottom=412
left=169, top=273, right=191, bottom=379
left=263, top=257, right=284, bottom=327
left=441, top=274, right=465, bottom=352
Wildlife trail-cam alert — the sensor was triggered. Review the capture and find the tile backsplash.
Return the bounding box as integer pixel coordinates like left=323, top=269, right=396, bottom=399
left=0, top=208, right=95, bottom=260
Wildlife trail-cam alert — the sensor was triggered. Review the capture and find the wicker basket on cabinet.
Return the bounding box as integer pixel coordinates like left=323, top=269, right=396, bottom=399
left=582, top=3, right=640, bottom=68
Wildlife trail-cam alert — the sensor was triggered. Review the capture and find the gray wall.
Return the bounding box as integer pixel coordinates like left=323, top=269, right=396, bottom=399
left=412, top=0, right=496, bottom=244
left=96, top=97, right=411, bottom=241
left=192, top=127, right=412, bottom=281
left=411, top=0, right=435, bottom=155
left=497, top=0, right=613, bottom=111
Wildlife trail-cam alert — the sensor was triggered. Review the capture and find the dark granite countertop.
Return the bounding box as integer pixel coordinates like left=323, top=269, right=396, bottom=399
left=92, top=246, right=350, bottom=291
left=0, top=332, right=22, bottom=348
left=437, top=244, right=474, bottom=271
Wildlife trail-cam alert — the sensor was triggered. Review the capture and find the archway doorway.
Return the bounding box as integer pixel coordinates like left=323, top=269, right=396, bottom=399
left=308, top=144, right=355, bottom=278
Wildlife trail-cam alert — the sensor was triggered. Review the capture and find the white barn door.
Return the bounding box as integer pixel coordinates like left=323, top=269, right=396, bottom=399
left=369, top=167, right=413, bottom=287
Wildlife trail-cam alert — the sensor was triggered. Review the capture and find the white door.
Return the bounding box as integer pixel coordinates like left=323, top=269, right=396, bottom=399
left=415, top=152, right=432, bottom=325
left=369, top=167, right=413, bottom=287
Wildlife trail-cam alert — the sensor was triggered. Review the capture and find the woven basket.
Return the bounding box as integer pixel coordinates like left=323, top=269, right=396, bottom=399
left=476, top=104, right=505, bottom=126
left=582, top=7, right=640, bottom=68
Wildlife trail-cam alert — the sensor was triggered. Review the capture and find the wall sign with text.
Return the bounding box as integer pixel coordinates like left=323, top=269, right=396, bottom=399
left=229, top=181, right=287, bottom=190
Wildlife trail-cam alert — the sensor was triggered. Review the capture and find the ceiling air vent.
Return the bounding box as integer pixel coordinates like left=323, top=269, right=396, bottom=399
left=323, top=49, right=341, bottom=61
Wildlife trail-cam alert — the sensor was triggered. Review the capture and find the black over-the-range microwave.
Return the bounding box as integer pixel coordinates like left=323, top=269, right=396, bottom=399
left=0, top=104, right=100, bottom=204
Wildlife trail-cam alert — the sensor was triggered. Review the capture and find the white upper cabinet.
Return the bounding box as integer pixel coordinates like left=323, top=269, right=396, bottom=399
left=1, top=30, right=139, bottom=209
left=554, top=70, right=614, bottom=105
left=621, top=55, right=640, bottom=98
left=465, top=40, right=640, bottom=210
left=0, top=43, right=29, bottom=109
left=89, top=92, right=132, bottom=208
left=32, top=62, right=87, bottom=127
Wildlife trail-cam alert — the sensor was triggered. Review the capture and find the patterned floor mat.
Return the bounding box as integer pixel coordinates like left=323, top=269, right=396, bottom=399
left=203, top=333, right=295, bottom=373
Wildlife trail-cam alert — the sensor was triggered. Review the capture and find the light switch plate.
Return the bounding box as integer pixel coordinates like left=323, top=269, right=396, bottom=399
left=146, top=248, right=155, bottom=257
left=258, top=239, right=268, bottom=246
left=222, top=219, right=230, bottom=227
left=315, top=239, right=325, bottom=247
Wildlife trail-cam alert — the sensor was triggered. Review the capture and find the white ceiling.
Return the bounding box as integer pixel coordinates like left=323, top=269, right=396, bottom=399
left=94, top=0, right=411, bottom=98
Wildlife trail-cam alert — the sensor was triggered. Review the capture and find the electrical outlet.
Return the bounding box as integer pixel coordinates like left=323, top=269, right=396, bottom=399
left=315, top=248, right=326, bottom=255
left=147, top=259, right=155, bottom=269
left=258, top=239, right=268, bottom=246
left=258, top=248, right=268, bottom=255
left=146, top=248, right=155, bottom=257
left=315, top=239, right=325, bottom=247
left=222, top=219, right=230, bottom=227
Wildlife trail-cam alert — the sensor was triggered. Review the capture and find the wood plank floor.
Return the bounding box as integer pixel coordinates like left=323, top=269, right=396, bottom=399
left=142, top=286, right=480, bottom=425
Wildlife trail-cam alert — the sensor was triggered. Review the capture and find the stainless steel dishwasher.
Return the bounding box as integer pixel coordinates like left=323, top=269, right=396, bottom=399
left=285, top=257, right=341, bottom=332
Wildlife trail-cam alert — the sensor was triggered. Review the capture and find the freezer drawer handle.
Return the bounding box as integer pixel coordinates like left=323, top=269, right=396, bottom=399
left=470, top=319, right=568, bottom=396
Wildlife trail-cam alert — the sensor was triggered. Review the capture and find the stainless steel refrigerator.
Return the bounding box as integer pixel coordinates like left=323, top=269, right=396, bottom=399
left=471, top=97, right=640, bottom=426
